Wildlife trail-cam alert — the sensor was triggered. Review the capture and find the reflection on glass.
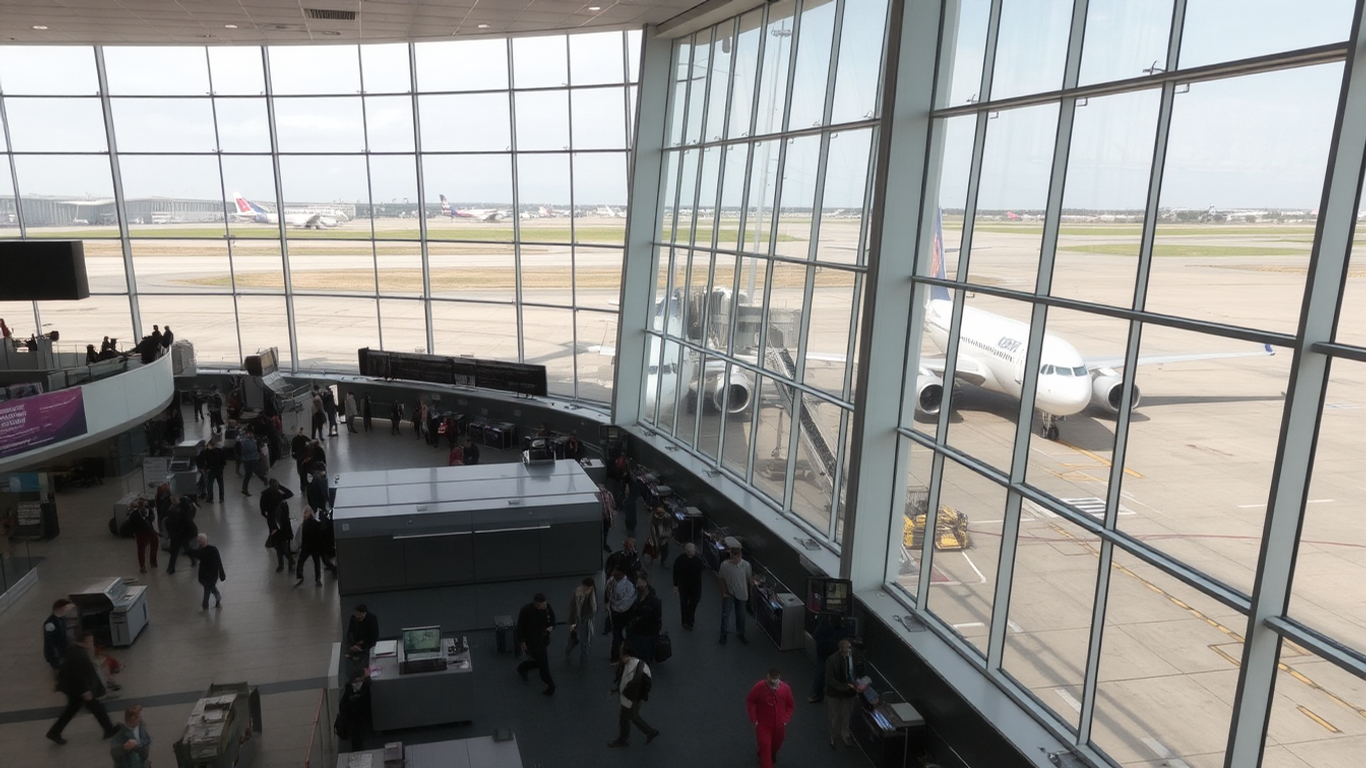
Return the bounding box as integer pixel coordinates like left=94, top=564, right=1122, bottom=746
left=1053, top=90, right=1160, bottom=307
left=208, top=48, right=266, bottom=96
left=571, top=87, right=628, bottom=150
left=570, top=31, right=626, bottom=86
left=269, top=45, right=361, bottom=96
left=415, top=39, right=509, bottom=92
left=418, top=93, right=512, bottom=151
left=4, top=98, right=108, bottom=152
left=1091, top=551, right=1236, bottom=765
left=991, top=0, right=1071, bottom=100
left=1179, top=0, right=1353, bottom=70
left=0, top=47, right=98, bottom=95
left=787, top=0, right=835, bottom=130
left=273, top=97, right=366, bottom=152
left=514, top=90, right=569, bottom=150
left=513, top=35, right=569, bottom=89
left=110, top=98, right=218, bottom=153
left=967, top=103, right=1059, bottom=287
left=1001, top=514, right=1099, bottom=732
left=104, top=47, right=211, bottom=95
left=1152, top=66, right=1339, bottom=333
left=360, top=43, right=412, bottom=93
left=830, top=0, right=887, bottom=123
left=1078, top=0, right=1173, bottom=86
left=924, top=459, right=1004, bottom=657
left=521, top=306, right=576, bottom=399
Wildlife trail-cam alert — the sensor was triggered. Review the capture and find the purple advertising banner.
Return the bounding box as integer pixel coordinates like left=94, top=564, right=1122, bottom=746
left=0, top=388, right=88, bottom=459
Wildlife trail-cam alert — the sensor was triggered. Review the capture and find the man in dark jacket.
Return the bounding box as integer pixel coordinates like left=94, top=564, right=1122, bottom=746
left=605, top=538, right=642, bottom=584
left=46, top=631, right=119, bottom=744
left=296, top=507, right=334, bottom=585
left=671, top=542, right=707, bottom=630
left=200, top=439, right=228, bottom=503
left=43, top=598, right=74, bottom=672
left=196, top=533, right=227, bottom=609
left=337, top=672, right=373, bottom=752
left=164, top=498, right=199, bottom=574
left=322, top=387, right=339, bottom=436
left=515, top=593, right=557, bottom=696
left=347, top=604, right=380, bottom=673
left=823, top=639, right=864, bottom=748
left=460, top=436, right=479, bottom=465
left=628, top=577, right=663, bottom=663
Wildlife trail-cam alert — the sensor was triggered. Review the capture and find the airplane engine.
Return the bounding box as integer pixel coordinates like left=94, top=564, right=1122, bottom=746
left=914, top=369, right=943, bottom=417
left=1091, top=371, right=1140, bottom=413
left=707, top=370, right=751, bottom=414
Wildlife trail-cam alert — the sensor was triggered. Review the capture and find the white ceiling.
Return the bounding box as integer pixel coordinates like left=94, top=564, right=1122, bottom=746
left=0, top=0, right=705, bottom=45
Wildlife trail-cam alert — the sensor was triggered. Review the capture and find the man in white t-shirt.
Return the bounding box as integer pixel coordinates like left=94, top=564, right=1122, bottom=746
left=717, top=542, right=753, bottom=645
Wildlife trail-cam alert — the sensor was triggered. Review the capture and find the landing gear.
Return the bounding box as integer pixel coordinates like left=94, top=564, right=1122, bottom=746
left=1039, top=413, right=1061, bottom=441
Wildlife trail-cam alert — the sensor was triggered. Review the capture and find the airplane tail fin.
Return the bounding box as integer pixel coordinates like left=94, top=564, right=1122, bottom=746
left=439, top=195, right=451, bottom=215
left=928, top=208, right=952, bottom=303
left=233, top=192, right=251, bottom=214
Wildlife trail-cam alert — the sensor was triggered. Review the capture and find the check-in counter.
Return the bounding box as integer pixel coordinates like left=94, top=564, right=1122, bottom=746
left=367, top=637, right=474, bottom=731
left=338, top=734, right=522, bottom=768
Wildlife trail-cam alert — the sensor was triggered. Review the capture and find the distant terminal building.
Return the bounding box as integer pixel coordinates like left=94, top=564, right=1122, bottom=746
left=0, top=195, right=356, bottom=228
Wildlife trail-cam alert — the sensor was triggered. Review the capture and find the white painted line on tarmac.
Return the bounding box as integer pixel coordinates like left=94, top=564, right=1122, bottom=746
left=1055, top=689, right=1081, bottom=713
left=1007, top=620, right=1023, bottom=634
left=960, top=552, right=988, bottom=584
left=952, top=622, right=984, bottom=629
left=1141, top=736, right=1192, bottom=768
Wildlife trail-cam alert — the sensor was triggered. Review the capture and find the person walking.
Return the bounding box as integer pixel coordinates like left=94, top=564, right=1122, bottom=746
left=515, top=593, right=557, bottom=696
left=109, top=704, right=152, bottom=768
left=191, top=388, right=204, bottom=422
left=361, top=393, right=373, bottom=432
left=605, top=566, right=637, bottom=660
left=344, top=392, right=359, bottom=433
left=746, top=668, right=795, bottom=768
left=164, top=498, right=199, bottom=574
left=271, top=499, right=296, bottom=573
left=321, top=387, right=338, bottom=436
left=672, top=542, right=707, bottom=630
left=259, top=479, right=292, bottom=536
left=564, top=577, right=597, bottom=667
left=646, top=506, right=676, bottom=567
left=337, top=672, right=373, bottom=752
left=823, top=639, right=862, bottom=749
left=196, top=533, right=226, bottom=610
left=200, top=439, right=227, bottom=503
left=311, top=389, right=326, bottom=440
left=238, top=430, right=267, bottom=496
left=606, top=642, right=659, bottom=748
left=718, top=543, right=753, bottom=645
left=46, top=631, right=120, bottom=744
left=411, top=399, right=425, bottom=440
left=296, top=507, right=330, bottom=586
left=389, top=401, right=403, bottom=435
left=43, top=598, right=74, bottom=673
left=127, top=500, right=158, bottom=574
left=627, top=576, right=662, bottom=664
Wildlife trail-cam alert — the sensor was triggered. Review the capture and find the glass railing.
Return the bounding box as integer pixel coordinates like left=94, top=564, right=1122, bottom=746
left=0, top=538, right=35, bottom=597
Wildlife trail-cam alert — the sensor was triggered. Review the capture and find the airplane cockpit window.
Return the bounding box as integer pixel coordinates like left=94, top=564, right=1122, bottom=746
left=1041, top=364, right=1055, bottom=375
left=1072, top=366, right=1087, bottom=376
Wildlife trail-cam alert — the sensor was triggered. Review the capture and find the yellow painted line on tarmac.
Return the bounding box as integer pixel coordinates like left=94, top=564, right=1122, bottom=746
left=1297, top=706, right=1340, bottom=733
left=1056, top=439, right=1144, bottom=479
left=1209, top=644, right=1242, bottom=668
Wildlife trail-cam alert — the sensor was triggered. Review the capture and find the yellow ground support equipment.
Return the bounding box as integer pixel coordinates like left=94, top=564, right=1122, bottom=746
left=903, top=502, right=971, bottom=551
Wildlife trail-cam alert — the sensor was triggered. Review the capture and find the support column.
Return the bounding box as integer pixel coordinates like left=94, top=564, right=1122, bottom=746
left=612, top=28, right=673, bottom=426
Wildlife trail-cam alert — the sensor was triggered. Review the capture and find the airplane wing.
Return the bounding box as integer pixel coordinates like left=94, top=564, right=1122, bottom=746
left=921, top=355, right=990, bottom=387
left=1084, top=344, right=1275, bottom=371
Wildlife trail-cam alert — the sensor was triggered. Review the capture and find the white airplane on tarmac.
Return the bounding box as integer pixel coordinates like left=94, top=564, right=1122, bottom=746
left=911, top=211, right=1274, bottom=440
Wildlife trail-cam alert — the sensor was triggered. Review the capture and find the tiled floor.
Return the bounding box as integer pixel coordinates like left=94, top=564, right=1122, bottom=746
left=1, top=409, right=875, bottom=768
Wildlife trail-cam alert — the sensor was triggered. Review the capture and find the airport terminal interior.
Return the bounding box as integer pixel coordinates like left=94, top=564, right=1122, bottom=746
left=1, top=1, right=1365, bottom=767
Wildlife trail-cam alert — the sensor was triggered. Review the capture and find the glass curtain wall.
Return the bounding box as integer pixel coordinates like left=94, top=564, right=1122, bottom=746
left=641, top=0, right=887, bottom=542
left=0, top=32, right=639, bottom=404
left=890, top=1, right=1365, bottom=767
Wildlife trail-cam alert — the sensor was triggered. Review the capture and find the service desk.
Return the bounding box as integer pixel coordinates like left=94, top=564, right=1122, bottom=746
left=850, top=698, right=925, bottom=768
left=337, top=734, right=522, bottom=768
left=368, top=637, right=474, bottom=731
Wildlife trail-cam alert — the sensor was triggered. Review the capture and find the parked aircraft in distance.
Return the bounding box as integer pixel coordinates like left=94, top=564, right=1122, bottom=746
left=914, top=211, right=1274, bottom=440
left=232, top=193, right=343, bottom=229
left=595, top=205, right=626, bottom=218
left=439, top=195, right=507, bottom=222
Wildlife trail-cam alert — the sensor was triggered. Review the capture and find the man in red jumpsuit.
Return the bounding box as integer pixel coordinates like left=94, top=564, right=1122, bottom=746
left=746, top=667, right=795, bottom=768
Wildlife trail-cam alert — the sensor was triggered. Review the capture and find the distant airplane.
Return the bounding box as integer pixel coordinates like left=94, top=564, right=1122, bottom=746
left=439, top=195, right=507, bottom=222
left=232, top=193, right=343, bottom=229
left=595, top=205, right=626, bottom=218
left=915, top=210, right=1275, bottom=439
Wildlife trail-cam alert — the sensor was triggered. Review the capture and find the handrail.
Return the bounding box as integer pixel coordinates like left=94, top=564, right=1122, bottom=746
left=302, top=687, right=329, bottom=768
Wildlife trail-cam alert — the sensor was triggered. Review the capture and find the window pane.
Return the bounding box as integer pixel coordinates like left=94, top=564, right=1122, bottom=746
left=118, top=155, right=227, bottom=237
left=35, top=296, right=132, bottom=356
left=570, top=31, right=625, bottom=85
left=1091, top=551, right=1236, bottom=765
left=418, top=93, right=511, bottom=152
left=375, top=243, right=421, bottom=296
left=516, top=153, right=571, bottom=237
left=892, top=439, right=936, bottom=597
left=719, top=144, right=750, bottom=252
left=938, top=294, right=1031, bottom=471
left=521, top=306, right=575, bottom=399
left=15, top=155, right=118, bottom=242
left=750, top=373, right=791, bottom=504
left=379, top=297, right=427, bottom=354
left=575, top=309, right=615, bottom=402
left=132, top=238, right=231, bottom=298
left=1079, top=0, right=1173, bottom=86
left=269, top=46, right=361, bottom=96
left=365, top=96, right=416, bottom=152
left=226, top=240, right=285, bottom=294
left=208, top=47, right=266, bottom=96
left=627, top=30, right=642, bottom=83
left=804, top=268, right=857, bottom=400
left=104, top=47, right=210, bottom=95
left=774, top=135, right=819, bottom=249
left=414, top=39, right=509, bottom=92
left=754, top=0, right=797, bottom=137
left=943, top=0, right=990, bottom=108
left=135, top=294, right=238, bottom=368
left=1152, top=65, right=1339, bottom=334
left=5, top=98, right=107, bottom=152
left=422, top=154, right=513, bottom=239
left=277, top=155, right=369, bottom=239
left=571, top=87, right=628, bottom=150
left=0, top=47, right=98, bottom=95
left=235, top=295, right=292, bottom=368
left=790, top=396, right=841, bottom=532
left=294, top=296, right=376, bottom=370
left=743, top=139, right=782, bottom=254
left=1179, top=0, right=1354, bottom=69
left=110, top=98, right=217, bottom=153
left=515, top=90, right=569, bottom=151
left=576, top=246, right=622, bottom=312
left=728, top=10, right=765, bottom=139
left=431, top=300, right=518, bottom=359
left=1263, top=649, right=1365, bottom=768
left=817, top=129, right=872, bottom=265
left=572, top=153, right=627, bottom=245
left=273, top=97, right=367, bottom=152
left=967, top=102, right=1059, bottom=287
left=991, top=0, right=1070, bottom=100
left=830, top=0, right=887, bottom=123
left=361, top=43, right=412, bottom=93
left=704, top=23, right=734, bottom=143
left=683, top=34, right=711, bottom=147
left=513, top=35, right=568, bottom=89
left=719, top=362, right=757, bottom=478
left=924, top=459, right=1004, bottom=658
left=221, top=154, right=281, bottom=240
left=365, top=155, right=420, bottom=239
left=213, top=98, right=272, bottom=152
left=788, top=0, right=835, bottom=130
left=429, top=243, right=515, bottom=303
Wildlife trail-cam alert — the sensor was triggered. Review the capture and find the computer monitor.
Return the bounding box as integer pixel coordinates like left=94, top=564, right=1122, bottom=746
left=401, top=626, right=442, bottom=660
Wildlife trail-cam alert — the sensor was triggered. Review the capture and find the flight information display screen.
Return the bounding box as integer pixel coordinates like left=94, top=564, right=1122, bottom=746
left=358, top=347, right=546, bottom=398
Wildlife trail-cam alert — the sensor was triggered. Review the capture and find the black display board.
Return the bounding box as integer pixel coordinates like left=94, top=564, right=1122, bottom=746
left=358, top=348, right=547, bottom=397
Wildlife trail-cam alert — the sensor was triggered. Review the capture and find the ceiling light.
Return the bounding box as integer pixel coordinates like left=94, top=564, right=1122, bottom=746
left=31, top=25, right=48, bottom=30
left=224, top=24, right=238, bottom=29
left=322, top=30, right=342, bottom=36
left=588, top=5, right=601, bottom=9
left=477, top=23, right=489, bottom=29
